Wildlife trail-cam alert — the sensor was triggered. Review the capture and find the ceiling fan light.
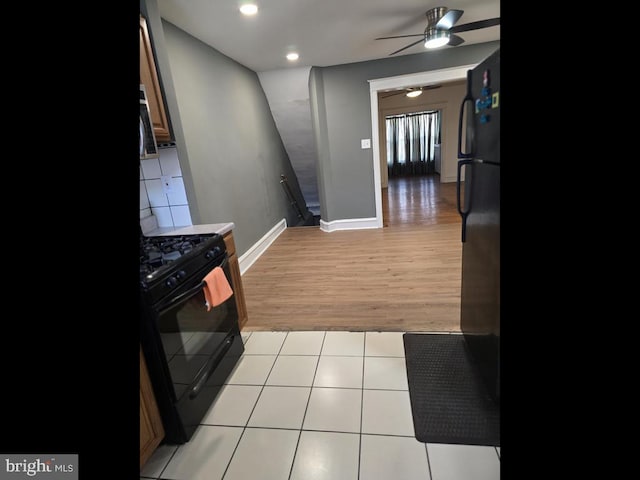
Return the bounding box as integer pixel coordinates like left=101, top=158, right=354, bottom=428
left=424, top=28, right=450, bottom=49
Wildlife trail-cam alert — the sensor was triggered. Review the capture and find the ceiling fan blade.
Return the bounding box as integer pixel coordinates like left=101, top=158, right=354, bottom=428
left=447, top=34, right=465, bottom=47
left=436, top=9, right=464, bottom=29
left=380, top=90, right=407, bottom=98
left=450, top=17, right=500, bottom=34
left=388, top=38, right=425, bottom=56
left=375, top=33, right=424, bottom=40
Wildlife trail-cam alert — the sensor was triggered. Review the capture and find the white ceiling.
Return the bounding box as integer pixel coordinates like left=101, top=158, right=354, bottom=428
left=157, top=0, right=500, bottom=72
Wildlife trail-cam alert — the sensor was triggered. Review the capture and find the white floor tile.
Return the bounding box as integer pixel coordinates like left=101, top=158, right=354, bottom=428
left=360, top=434, right=430, bottom=480
left=223, top=428, right=299, bottom=480
left=225, top=355, right=276, bottom=385
left=247, top=386, right=311, bottom=429
left=313, top=356, right=363, bottom=388
left=363, top=357, right=409, bottom=390
left=201, top=385, right=262, bottom=426
left=159, top=426, right=243, bottom=480
left=242, top=331, right=287, bottom=354
left=290, top=431, right=360, bottom=480
left=266, top=355, right=319, bottom=386
left=280, top=331, right=325, bottom=355
left=361, top=390, right=415, bottom=436
left=365, top=332, right=406, bottom=357
left=240, top=332, right=252, bottom=344
left=140, top=444, right=177, bottom=478
left=427, top=443, right=500, bottom=480
left=321, top=331, right=364, bottom=356
left=302, top=387, right=361, bottom=433
left=496, top=447, right=500, bottom=458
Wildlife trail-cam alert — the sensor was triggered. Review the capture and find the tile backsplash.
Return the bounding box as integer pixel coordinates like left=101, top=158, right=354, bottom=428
left=140, top=146, right=192, bottom=228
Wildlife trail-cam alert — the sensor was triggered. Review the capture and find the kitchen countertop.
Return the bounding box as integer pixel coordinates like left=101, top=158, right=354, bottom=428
left=145, top=223, right=235, bottom=237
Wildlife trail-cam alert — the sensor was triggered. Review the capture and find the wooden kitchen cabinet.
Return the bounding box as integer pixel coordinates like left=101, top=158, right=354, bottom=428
left=140, top=346, right=164, bottom=469
left=223, top=232, right=248, bottom=330
left=140, top=14, right=172, bottom=142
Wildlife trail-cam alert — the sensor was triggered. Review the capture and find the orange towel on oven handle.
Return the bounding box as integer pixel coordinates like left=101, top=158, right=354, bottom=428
left=202, top=266, right=233, bottom=311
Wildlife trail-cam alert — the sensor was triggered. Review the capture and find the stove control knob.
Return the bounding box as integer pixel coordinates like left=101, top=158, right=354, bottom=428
left=176, top=270, right=187, bottom=280
left=165, top=277, right=178, bottom=288
left=205, top=246, right=222, bottom=259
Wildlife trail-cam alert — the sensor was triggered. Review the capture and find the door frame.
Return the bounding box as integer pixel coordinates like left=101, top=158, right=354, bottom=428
left=368, top=64, right=477, bottom=228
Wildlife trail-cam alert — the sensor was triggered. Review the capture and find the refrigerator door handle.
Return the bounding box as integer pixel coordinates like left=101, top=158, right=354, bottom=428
left=457, top=70, right=475, bottom=159
left=457, top=159, right=473, bottom=242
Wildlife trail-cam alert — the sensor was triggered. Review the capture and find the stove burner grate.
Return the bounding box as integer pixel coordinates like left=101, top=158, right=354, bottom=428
left=139, top=234, right=216, bottom=277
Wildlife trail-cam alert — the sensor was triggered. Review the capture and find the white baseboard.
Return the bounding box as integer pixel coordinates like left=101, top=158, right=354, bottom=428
left=320, top=217, right=380, bottom=232
left=238, top=218, right=287, bottom=275
left=442, top=175, right=458, bottom=183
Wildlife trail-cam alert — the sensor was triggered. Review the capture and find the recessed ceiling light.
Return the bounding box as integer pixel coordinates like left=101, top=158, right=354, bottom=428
left=239, top=4, right=258, bottom=16
left=286, top=52, right=299, bottom=61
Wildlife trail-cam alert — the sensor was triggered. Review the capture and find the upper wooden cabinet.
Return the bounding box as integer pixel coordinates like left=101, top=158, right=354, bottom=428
left=140, top=15, right=172, bottom=143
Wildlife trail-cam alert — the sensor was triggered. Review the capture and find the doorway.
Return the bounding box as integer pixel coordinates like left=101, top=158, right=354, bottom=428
left=368, top=65, right=477, bottom=228
left=381, top=104, right=444, bottom=227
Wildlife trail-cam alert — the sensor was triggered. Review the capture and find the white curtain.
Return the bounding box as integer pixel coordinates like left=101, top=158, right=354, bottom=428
left=386, top=110, right=441, bottom=177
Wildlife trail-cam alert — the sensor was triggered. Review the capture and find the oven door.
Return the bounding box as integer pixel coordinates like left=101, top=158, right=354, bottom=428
left=148, top=255, right=244, bottom=441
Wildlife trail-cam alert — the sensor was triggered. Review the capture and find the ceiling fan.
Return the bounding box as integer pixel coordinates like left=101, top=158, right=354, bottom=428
left=376, top=6, right=500, bottom=56
left=380, top=85, right=442, bottom=99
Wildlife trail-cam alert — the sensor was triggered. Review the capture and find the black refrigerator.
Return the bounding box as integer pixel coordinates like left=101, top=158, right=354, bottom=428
left=456, top=48, right=500, bottom=404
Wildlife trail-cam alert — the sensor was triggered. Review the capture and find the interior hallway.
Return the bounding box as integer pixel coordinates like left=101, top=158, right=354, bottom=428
left=241, top=175, right=463, bottom=332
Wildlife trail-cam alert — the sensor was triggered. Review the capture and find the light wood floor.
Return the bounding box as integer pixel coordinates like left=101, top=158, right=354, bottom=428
left=241, top=175, right=463, bottom=332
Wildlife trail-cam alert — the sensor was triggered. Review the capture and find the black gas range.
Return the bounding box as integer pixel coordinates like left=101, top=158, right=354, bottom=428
left=140, top=233, right=225, bottom=304
left=139, top=231, right=244, bottom=444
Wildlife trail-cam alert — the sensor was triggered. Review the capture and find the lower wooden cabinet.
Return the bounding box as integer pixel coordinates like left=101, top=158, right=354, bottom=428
left=223, top=231, right=248, bottom=330
left=140, top=346, right=164, bottom=469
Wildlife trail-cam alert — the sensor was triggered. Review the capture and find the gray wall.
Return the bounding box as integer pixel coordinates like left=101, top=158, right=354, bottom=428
left=310, top=41, right=500, bottom=222
left=141, top=0, right=305, bottom=256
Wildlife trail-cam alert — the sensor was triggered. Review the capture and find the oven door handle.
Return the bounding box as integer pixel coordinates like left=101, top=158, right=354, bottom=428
left=156, top=256, right=228, bottom=313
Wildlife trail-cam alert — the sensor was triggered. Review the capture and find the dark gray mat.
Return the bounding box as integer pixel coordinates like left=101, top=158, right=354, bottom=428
left=403, top=333, right=500, bottom=446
